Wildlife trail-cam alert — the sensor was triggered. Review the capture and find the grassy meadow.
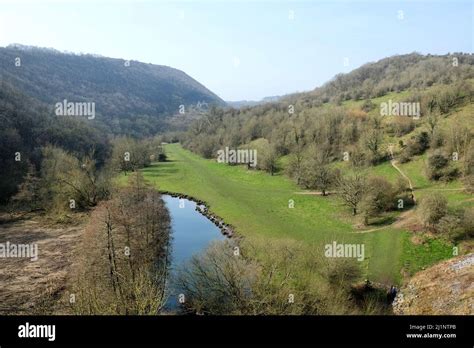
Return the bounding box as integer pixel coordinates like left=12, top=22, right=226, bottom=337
left=117, top=143, right=458, bottom=285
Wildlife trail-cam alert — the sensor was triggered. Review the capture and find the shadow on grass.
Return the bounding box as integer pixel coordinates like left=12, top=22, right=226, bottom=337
left=369, top=214, right=397, bottom=227
left=141, top=162, right=179, bottom=177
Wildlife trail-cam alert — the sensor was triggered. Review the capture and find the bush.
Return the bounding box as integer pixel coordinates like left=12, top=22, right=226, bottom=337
left=426, top=150, right=449, bottom=180
left=418, top=193, right=448, bottom=229
left=437, top=215, right=463, bottom=238
left=361, top=99, right=376, bottom=112
left=437, top=208, right=473, bottom=241
left=398, top=150, right=411, bottom=164
left=390, top=118, right=415, bottom=137
left=157, top=153, right=167, bottom=162
left=463, top=175, right=474, bottom=193
left=428, top=150, right=449, bottom=170
left=366, top=177, right=397, bottom=211
left=461, top=207, right=474, bottom=239
left=406, top=131, right=430, bottom=156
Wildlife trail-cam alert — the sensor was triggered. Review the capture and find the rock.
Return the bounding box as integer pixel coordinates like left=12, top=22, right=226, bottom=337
left=393, top=253, right=474, bottom=315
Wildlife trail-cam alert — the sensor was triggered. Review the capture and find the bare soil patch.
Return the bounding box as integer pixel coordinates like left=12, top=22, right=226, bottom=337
left=0, top=213, right=86, bottom=314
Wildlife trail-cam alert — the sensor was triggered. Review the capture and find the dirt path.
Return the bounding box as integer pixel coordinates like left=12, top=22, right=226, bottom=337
left=0, top=215, right=84, bottom=314
left=391, top=159, right=416, bottom=203
left=353, top=159, right=418, bottom=234
left=294, top=191, right=336, bottom=195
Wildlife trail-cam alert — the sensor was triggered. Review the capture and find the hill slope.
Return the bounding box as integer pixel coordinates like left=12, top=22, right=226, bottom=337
left=0, top=44, right=225, bottom=136
left=393, top=253, right=473, bottom=315
left=284, top=52, right=474, bottom=106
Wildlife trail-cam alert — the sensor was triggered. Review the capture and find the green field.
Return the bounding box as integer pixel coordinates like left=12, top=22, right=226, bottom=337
left=398, top=154, right=472, bottom=209
left=117, top=143, right=442, bottom=285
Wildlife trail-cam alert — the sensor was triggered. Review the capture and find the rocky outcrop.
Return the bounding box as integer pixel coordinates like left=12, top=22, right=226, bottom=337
left=393, top=253, right=474, bottom=315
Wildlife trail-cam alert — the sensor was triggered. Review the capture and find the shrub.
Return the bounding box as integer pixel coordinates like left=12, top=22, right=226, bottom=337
left=428, top=150, right=449, bottom=170
left=361, top=99, right=376, bottom=112
left=406, top=131, right=430, bottom=156
left=398, top=150, right=411, bottom=164
left=463, top=175, right=474, bottom=193
left=437, top=214, right=463, bottom=238
left=366, top=177, right=397, bottom=211
left=418, top=193, right=448, bottom=229
left=461, top=207, right=474, bottom=239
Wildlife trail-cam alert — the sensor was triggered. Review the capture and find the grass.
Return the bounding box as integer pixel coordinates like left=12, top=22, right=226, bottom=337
left=400, top=233, right=454, bottom=276
left=117, top=142, right=466, bottom=286
left=117, top=144, right=413, bottom=284
left=398, top=154, right=473, bottom=208
left=331, top=160, right=403, bottom=184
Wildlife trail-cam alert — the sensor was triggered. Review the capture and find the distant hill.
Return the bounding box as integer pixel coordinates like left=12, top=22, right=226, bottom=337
left=0, top=44, right=226, bottom=137
left=283, top=52, right=474, bottom=106
left=182, top=52, right=474, bottom=164
left=226, top=95, right=282, bottom=108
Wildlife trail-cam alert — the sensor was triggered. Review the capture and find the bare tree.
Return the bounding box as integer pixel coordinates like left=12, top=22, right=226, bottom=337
left=337, top=173, right=366, bottom=215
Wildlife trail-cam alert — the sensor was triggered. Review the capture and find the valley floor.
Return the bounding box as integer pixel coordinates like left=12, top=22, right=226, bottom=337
left=0, top=214, right=85, bottom=314
left=130, top=144, right=456, bottom=285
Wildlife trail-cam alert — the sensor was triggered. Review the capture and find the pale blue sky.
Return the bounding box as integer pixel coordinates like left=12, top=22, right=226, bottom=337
left=0, top=0, right=472, bottom=100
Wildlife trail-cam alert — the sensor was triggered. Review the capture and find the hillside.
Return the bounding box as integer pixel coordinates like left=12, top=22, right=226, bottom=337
left=226, top=96, right=282, bottom=108
left=0, top=44, right=225, bottom=137
left=0, top=81, right=111, bottom=203
left=393, top=253, right=473, bottom=315
left=175, top=52, right=473, bottom=302
left=283, top=52, right=474, bottom=106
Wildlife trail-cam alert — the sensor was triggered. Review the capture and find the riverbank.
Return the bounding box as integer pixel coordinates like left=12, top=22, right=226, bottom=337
left=135, top=143, right=405, bottom=284
left=160, top=191, right=236, bottom=239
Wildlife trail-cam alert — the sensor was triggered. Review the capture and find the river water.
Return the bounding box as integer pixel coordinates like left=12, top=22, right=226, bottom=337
left=162, top=194, right=225, bottom=311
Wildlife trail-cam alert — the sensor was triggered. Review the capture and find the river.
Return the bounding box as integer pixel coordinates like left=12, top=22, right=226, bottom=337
left=162, top=194, right=225, bottom=311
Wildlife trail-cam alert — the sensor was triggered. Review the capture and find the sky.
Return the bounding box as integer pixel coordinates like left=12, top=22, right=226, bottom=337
left=0, top=0, right=472, bottom=101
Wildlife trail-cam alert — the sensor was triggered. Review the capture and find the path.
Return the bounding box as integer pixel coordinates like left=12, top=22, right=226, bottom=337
left=353, top=158, right=417, bottom=235
left=390, top=159, right=416, bottom=203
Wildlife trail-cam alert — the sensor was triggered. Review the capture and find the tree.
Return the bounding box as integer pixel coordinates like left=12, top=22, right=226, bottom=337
left=406, top=131, right=430, bottom=156
left=359, top=177, right=396, bottom=225
left=39, top=145, right=110, bottom=211
left=337, top=173, right=366, bottom=215
left=359, top=193, right=379, bottom=225
left=427, top=150, right=449, bottom=180
left=361, top=128, right=383, bottom=164
left=366, top=176, right=396, bottom=211
left=258, top=141, right=279, bottom=175
left=177, top=240, right=260, bottom=315
left=418, top=193, right=448, bottom=229
left=426, top=114, right=440, bottom=136
left=111, top=137, right=152, bottom=173
left=286, top=123, right=306, bottom=184
left=301, top=148, right=335, bottom=196
left=10, top=162, right=41, bottom=212
left=287, top=145, right=305, bottom=185
left=446, top=121, right=471, bottom=160
left=72, top=179, right=171, bottom=315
